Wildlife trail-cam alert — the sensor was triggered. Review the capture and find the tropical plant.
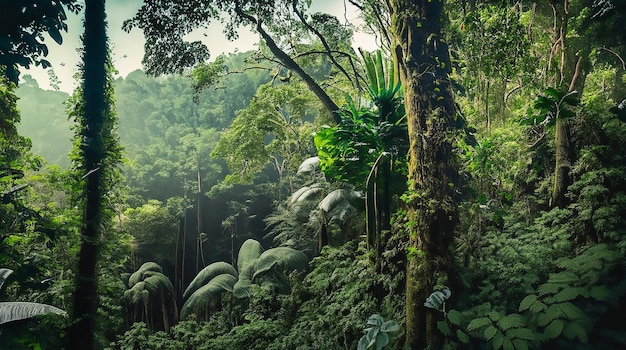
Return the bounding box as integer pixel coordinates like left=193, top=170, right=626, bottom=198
left=0, top=268, right=66, bottom=325
left=180, top=239, right=308, bottom=319
left=358, top=314, right=401, bottom=350
left=123, top=262, right=178, bottom=332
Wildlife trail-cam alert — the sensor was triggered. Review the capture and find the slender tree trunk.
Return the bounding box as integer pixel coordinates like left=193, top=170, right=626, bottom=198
left=68, top=1, right=107, bottom=348
left=389, top=0, right=459, bottom=348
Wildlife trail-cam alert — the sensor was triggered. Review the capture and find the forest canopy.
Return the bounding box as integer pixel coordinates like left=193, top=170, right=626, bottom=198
left=1, top=0, right=625, bottom=349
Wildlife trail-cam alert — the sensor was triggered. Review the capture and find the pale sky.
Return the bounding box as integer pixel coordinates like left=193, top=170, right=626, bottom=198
left=23, top=0, right=378, bottom=93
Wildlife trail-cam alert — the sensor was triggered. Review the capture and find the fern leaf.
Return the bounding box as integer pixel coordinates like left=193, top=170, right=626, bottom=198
left=467, top=317, right=492, bottom=332
left=543, top=319, right=564, bottom=340
left=562, top=321, right=588, bottom=343
left=556, top=302, right=585, bottom=320
left=506, top=327, right=534, bottom=341
left=512, top=338, right=529, bottom=350
left=497, top=314, right=525, bottom=331
left=519, top=295, right=537, bottom=312
left=447, top=309, right=463, bottom=327
left=484, top=325, right=498, bottom=341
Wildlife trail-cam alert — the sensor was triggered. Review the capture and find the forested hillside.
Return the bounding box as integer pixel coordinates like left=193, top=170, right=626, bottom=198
left=1, top=0, right=625, bottom=349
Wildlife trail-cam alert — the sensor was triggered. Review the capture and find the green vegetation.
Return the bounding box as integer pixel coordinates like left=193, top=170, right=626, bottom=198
left=1, top=0, right=625, bottom=349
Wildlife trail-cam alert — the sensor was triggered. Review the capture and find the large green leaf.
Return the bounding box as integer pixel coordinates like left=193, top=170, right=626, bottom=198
left=237, top=239, right=264, bottom=273
left=183, top=262, right=237, bottom=300
left=128, top=262, right=163, bottom=287
left=180, top=274, right=237, bottom=318
left=252, top=247, right=309, bottom=280
left=0, top=302, right=66, bottom=325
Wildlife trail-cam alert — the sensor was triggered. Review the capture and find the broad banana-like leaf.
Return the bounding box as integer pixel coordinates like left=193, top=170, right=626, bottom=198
left=252, top=247, right=309, bottom=280
left=0, top=268, right=12, bottom=289
left=128, top=262, right=163, bottom=287
left=180, top=274, right=237, bottom=319
left=232, top=263, right=256, bottom=299
left=183, top=262, right=238, bottom=300
left=287, top=185, right=324, bottom=206
left=297, top=156, right=320, bottom=174
left=318, top=189, right=363, bottom=214
left=237, top=239, right=263, bottom=273
left=0, top=302, right=66, bottom=325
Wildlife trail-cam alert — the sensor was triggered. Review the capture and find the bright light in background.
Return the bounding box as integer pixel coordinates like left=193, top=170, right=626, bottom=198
left=22, top=0, right=378, bottom=93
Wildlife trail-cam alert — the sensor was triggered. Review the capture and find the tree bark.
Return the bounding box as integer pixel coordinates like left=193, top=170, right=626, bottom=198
left=68, top=0, right=107, bottom=348
left=389, top=0, right=459, bottom=348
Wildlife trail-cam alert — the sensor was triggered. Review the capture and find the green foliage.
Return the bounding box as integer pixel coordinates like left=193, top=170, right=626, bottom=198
left=521, top=87, right=579, bottom=127
left=0, top=0, right=82, bottom=83
left=358, top=314, right=401, bottom=350
left=212, top=81, right=320, bottom=184
left=181, top=239, right=308, bottom=319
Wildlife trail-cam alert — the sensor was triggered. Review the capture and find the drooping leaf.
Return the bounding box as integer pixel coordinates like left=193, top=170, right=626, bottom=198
left=180, top=274, right=237, bottom=318
left=0, top=268, right=12, bottom=289
left=543, top=319, right=564, bottom=339
left=562, top=321, right=588, bottom=343
left=0, top=302, right=66, bottom=325
left=183, top=262, right=237, bottom=300
left=128, top=262, right=163, bottom=287
left=252, top=247, right=309, bottom=280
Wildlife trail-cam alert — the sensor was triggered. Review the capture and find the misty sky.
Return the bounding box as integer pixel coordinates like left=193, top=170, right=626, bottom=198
left=23, top=0, right=377, bottom=92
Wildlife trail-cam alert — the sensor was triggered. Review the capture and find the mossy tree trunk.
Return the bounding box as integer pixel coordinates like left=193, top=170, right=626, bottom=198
left=389, top=0, right=459, bottom=348
left=68, top=0, right=107, bottom=348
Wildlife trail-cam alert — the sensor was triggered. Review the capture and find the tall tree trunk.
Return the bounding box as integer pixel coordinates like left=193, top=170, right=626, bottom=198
left=550, top=0, right=588, bottom=208
left=69, top=1, right=107, bottom=348
left=389, top=0, right=459, bottom=348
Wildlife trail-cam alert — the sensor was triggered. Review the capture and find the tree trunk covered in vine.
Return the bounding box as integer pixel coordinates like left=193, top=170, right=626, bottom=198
left=68, top=0, right=107, bottom=348
left=551, top=0, right=589, bottom=208
left=389, top=0, right=459, bottom=348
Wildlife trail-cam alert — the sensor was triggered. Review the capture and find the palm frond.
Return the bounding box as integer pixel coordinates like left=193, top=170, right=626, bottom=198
left=183, top=262, right=238, bottom=300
